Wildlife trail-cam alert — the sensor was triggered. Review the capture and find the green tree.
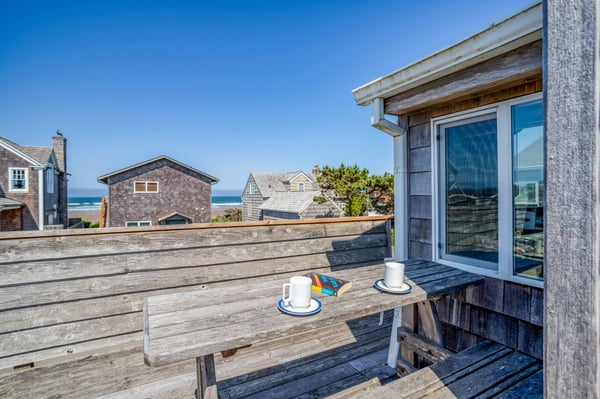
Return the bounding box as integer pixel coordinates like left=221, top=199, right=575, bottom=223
left=315, top=164, right=394, bottom=216
left=211, top=208, right=242, bottom=223
left=368, top=172, right=394, bottom=215
left=315, top=163, right=370, bottom=217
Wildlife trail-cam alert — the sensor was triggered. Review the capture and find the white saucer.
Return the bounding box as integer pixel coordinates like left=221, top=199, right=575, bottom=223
left=277, top=297, right=322, bottom=316
left=374, top=279, right=413, bottom=294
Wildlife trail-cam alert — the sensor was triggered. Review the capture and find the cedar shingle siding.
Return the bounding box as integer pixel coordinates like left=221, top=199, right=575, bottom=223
left=99, top=156, right=217, bottom=227
left=242, top=171, right=342, bottom=222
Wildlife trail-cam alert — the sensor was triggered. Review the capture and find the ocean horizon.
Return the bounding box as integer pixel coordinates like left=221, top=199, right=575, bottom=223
left=68, top=195, right=242, bottom=211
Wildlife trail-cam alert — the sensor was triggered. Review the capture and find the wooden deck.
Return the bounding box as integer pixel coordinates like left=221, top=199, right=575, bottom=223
left=99, top=311, right=397, bottom=399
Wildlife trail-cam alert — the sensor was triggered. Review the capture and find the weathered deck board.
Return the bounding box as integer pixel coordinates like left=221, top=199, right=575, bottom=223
left=339, top=340, right=543, bottom=399
left=0, top=219, right=387, bottom=262
left=0, top=233, right=387, bottom=286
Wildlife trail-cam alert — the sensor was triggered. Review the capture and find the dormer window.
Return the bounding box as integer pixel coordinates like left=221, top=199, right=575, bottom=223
left=298, top=182, right=305, bottom=191
left=245, top=182, right=258, bottom=194
left=9, top=168, right=27, bottom=192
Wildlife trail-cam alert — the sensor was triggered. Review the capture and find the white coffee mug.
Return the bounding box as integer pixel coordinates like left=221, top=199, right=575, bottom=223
left=282, top=276, right=312, bottom=308
left=384, top=261, right=405, bottom=288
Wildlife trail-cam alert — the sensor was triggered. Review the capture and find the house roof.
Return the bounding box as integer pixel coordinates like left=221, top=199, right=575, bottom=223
left=352, top=2, right=542, bottom=106
left=0, top=137, right=53, bottom=168
left=97, top=155, right=219, bottom=184
left=0, top=197, right=25, bottom=211
left=518, top=136, right=544, bottom=168
left=251, top=172, right=319, bottom=198
left=157, top=210, right=194, bottom=222
left=258, top=191, right=321, bottom=214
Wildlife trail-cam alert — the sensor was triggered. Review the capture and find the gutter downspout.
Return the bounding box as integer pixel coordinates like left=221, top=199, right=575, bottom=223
left=370, top=98, right=408, bottom=367
left=370, top=98, right=408, bottom=258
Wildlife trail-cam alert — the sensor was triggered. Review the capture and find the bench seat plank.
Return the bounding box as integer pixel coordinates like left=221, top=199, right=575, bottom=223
left=490, top=369, right=543, bottom=399
left=340, top=341, right=542, bottom=399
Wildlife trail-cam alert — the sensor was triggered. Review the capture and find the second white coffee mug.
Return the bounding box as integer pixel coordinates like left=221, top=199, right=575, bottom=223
left=282, top=275, right=312, bottom=308
left=384, top=261, right=405, bottom=288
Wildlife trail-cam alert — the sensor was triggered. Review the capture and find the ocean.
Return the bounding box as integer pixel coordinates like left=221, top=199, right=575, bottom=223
left=68, top=196, right=242, bottom=211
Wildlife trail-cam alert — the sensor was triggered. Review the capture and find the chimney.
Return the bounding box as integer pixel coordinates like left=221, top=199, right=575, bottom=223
left=52, top=130, right=67, bottom=173
left=52, top=130, right=68, bottom=227
left=312, top=164, right=320, bottom=176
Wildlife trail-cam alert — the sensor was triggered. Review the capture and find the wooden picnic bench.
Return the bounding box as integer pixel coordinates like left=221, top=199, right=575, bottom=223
left=143, top=259, right=485, bottom=398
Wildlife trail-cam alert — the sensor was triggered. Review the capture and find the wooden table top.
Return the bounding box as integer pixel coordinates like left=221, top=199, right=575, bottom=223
left=143, top=259, right=484, bottom=367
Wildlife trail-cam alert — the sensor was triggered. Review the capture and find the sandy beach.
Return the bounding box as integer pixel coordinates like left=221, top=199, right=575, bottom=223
left=69, top=207, right=235, bottom=224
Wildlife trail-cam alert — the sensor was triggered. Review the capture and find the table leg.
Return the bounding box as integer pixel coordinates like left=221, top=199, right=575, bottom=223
left=386, top=307, right=403, bottom=367
left=196, top=354, right=218, bottom=399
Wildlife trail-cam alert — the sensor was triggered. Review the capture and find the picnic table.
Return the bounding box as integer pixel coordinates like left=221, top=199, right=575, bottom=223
left=143, top=259, right=484, bottom=398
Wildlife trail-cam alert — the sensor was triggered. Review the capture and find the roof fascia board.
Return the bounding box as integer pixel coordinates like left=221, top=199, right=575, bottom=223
left=0, top=140, right=45, bottom=167
left=98, top=155, right=219, bottom=184
left=352, top=2, right=542, bottom=106
left=289, top=172, right=311, bottom=183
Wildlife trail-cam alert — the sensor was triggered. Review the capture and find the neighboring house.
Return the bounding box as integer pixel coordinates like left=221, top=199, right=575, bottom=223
left=353, top=3, right=545, bottom=358
left=97, top=156, right=218, bottom=227
left=0, top=132, right=68, bottom=231
left=242, top=169, right=342, bottom=221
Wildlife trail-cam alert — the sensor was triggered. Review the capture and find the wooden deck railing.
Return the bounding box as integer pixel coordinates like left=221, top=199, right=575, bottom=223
left=0, top=216, right=392, bottom=399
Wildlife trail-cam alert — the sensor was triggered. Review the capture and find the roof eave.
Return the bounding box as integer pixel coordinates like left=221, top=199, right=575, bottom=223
left=352, top=1, right=543, bottom=106
left=0, top=140, right=45, bottom=168
left=97, top=155, right=219, bottom=185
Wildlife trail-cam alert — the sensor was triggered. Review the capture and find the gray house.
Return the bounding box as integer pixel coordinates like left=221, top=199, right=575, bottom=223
left=354, top=3, right=545, bottom=358
left=354, top=1, right=600, bottom=396
left=0, top=132, right=68, bottom=231
left=242, top=170, right=342, bottom=221
left=98, top=155, right=218, bottom=227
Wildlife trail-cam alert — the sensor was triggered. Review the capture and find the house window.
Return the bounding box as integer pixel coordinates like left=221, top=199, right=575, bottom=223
left=134, top=181, right=159, bottom=193
left=9, top=168, right=27, bottom=192
left=298, top=182, right=305, bottom=191
left=245, top=182, right=258, bottom=194
left=434, top=93, right=543, bottom=287
left=46, top=166, right=54, bottom=194
left=126, top=221, right=152, bottom=227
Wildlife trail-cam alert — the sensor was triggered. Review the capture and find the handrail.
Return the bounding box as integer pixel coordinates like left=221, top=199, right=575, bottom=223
left=0, top=215, right=393, bottom=240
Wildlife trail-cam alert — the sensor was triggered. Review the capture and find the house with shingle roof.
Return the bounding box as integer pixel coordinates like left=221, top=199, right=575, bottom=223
left=242, top=169, right=342, bottom=221
left=97, top=155, right=219, bottom=227
left=0, top=132, right=68, bottom=231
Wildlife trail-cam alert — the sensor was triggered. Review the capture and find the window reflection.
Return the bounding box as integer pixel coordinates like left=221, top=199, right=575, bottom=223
left=512, top=101, right=544, bottom=280
left=443, top=117, right=499, bottom=270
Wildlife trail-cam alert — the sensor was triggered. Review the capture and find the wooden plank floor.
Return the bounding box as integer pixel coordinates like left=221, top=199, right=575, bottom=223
left=217, top=310, right=399, bottom=399
left=100, top=311, right=398, bottom=399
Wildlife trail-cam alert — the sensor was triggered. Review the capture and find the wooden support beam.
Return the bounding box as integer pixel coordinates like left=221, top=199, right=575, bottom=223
left=545, top=0, right=600, bottom=397
left=398, top=327, right=454, bottom=364
left=416, top=301, right=444, bottom=346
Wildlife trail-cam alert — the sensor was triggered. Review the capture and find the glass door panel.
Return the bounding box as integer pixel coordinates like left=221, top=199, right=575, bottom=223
left=441, top=116, right=499, bottom=270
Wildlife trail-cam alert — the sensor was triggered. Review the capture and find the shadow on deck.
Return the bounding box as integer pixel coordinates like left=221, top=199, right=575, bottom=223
left=215, top=311, right=397, bottom=399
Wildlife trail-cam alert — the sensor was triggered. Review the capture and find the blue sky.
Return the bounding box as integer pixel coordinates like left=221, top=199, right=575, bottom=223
left=0, top=0, right=534, bottom=195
